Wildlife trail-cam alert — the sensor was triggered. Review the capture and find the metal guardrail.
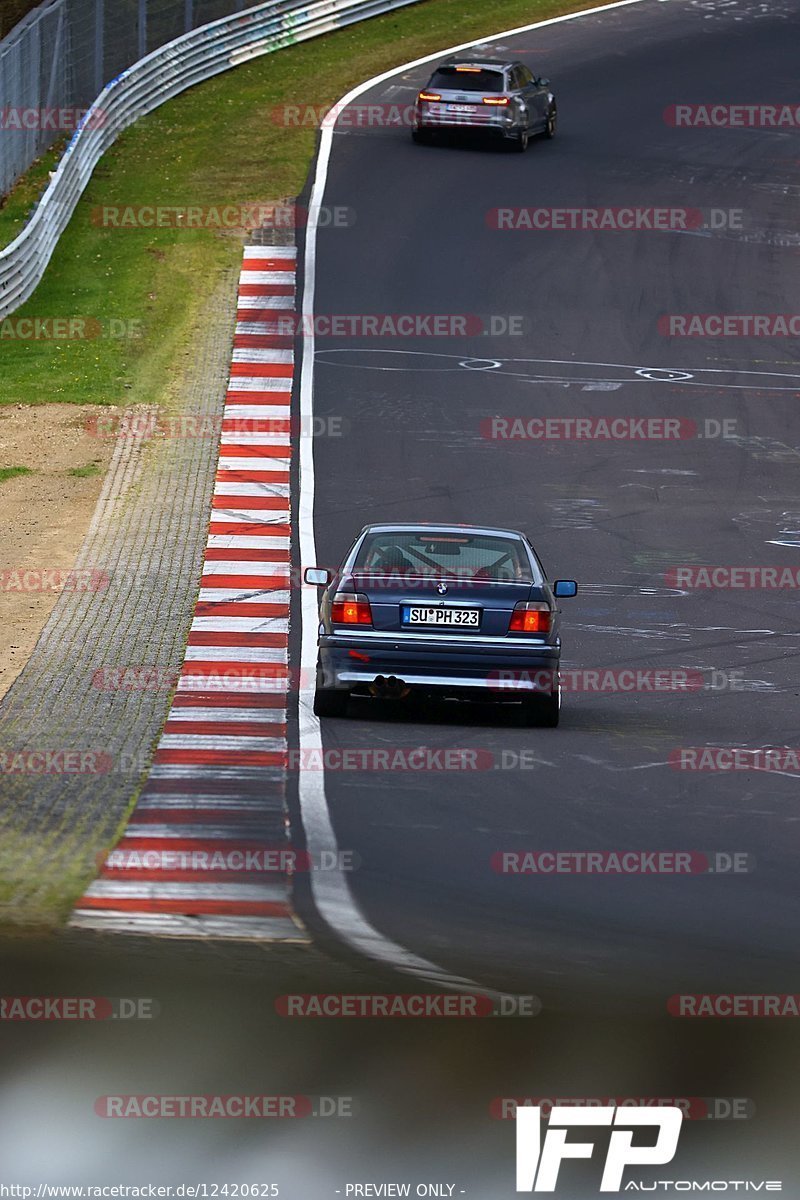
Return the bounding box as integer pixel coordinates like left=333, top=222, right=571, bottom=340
left=0, top=0, right=423, bottom=320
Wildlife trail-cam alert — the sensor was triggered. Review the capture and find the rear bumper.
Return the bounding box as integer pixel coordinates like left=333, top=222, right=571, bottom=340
left=318, top=632, right=560, bottom=697
left=414, top=106, right=517, bottom=136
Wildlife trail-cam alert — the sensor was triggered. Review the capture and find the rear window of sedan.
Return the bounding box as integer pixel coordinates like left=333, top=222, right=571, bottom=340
left=428, top=67, right=506, bottom=93
left=353, top=533, right=534, bottom=582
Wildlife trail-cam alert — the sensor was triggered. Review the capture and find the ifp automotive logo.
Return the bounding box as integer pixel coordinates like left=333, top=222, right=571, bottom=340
left=515, top=1105, right=683, bottom=1192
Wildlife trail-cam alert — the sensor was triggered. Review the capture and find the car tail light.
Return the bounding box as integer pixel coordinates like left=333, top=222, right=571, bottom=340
left=509, top=603, right=551, bottom=634
left=482, top=97, right=509, bottom=106
left=418, top=91, right=441, bottom=102
left=331, top=592, right=372, bottom=625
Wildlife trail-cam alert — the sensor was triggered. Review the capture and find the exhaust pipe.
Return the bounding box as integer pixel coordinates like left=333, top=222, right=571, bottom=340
left=369, top=675, right=410, bottom=699
left=386, top=675, right=410, bottom=699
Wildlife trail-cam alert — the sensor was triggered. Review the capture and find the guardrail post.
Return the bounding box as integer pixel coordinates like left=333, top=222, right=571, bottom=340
left=45, top=4, right=65, bottom=114
left=29, top=12, right=41, bottom=168
left=94, top=0, right=104, bottom=95
left=138, top=0, right=147, bottom=60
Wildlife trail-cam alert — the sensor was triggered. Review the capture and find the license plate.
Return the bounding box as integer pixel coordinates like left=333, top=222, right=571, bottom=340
left=447, top=104, right=476, bottom=113
left=402, top=606, right=480, bottom=628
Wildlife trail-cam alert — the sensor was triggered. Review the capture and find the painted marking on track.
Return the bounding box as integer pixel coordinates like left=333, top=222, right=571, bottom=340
left=314, top=348, right=800, bottom=391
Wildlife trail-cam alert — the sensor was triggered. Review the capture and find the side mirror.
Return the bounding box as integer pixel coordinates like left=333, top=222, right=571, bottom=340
left=536, top=76, right=550, bottom=88
left=304, top=567, right=331, bottom=586
left=553, top=579, right=577, bottom=598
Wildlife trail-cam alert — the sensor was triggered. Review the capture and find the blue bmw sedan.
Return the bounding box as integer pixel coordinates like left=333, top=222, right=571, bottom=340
left=304, top=523, right=577, bottom=726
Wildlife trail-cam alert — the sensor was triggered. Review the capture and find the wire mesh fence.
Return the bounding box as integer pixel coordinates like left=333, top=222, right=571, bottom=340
left=0, top=0, right=253, bottom=197
left=0, top=0, right=424, bottom=319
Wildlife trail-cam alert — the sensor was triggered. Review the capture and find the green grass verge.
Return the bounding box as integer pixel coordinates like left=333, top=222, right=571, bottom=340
left=0, top=0, right=616, bottom=410
left=0, top=466, right=33, bottom=483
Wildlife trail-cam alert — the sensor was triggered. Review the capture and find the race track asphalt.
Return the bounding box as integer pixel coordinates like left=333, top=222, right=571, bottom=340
left=302, top=0, right=800, bottom=1006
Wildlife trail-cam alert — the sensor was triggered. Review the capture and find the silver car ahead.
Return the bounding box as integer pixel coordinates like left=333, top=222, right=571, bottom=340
left=412, top=56, right=557, bottom=152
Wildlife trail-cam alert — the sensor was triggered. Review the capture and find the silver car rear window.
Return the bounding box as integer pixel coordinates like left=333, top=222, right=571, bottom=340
left=428, top=67, right=505, bottom=93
